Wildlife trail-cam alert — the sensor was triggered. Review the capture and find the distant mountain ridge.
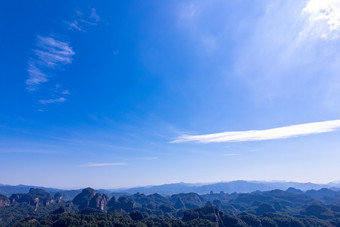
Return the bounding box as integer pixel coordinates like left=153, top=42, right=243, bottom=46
left=1, top=180, right=340, bottom=198
left=114, top=180, right=340, bottom=195
left=0, top=184, right=123, bottom=200
left=0, top=184, right=61, bottom=196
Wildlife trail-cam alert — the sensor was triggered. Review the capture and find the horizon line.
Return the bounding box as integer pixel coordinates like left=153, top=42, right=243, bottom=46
left=1, top=179, right=339, bottom=191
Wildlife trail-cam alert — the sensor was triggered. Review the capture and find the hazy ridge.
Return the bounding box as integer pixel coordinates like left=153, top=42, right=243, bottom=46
left=2, top=180, right=340, bottom=198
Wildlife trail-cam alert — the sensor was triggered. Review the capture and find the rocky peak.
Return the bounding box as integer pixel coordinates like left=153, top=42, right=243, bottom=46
left=53, top=192, right=63, bottom=203
left=9, top=193, right=35, bottom=205
left=107, top=196, right=136, bottom=212
left=89, top=193, right=109, bottom=210
left=0, top=194, right=9, bottom=207
left=82, top=187, right=96, bottom=196
left=8, top=188, right=53, bottom=211
left=72, top=187, right=97, bottom=210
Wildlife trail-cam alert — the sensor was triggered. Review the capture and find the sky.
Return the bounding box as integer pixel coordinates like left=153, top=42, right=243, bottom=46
left=1, top=0, right=340, bottom=189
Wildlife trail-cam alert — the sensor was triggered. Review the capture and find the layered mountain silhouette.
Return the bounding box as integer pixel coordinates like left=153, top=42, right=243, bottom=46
left=2, top=185, right=340, bottom=226
left=2, top=180, right=340, bottom=197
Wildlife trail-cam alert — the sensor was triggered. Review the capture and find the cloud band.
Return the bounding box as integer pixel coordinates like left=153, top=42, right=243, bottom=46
left=172, top=119, right=340, bottom=143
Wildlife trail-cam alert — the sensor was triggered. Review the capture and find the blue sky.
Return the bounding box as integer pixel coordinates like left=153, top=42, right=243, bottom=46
left=1, top=0, right=340, bottom=189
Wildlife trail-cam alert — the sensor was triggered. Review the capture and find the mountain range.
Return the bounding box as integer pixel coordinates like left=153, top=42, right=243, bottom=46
left=1, top=181, right=340, bottom=199
left=2, top=184, right=340, bottom=226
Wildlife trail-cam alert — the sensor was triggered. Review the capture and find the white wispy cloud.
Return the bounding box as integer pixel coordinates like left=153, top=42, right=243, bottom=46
left=80, top=162, right=128, bottom=167
left=66, top=21, right=83, bottom=31
left=39, top=97, right=66, bottom=105
left=53, top=84, right=71, bottom=96
left=172, top=120, right=340, bottom=143
left=66, top=8, right=100, bottom=31
left=26, top=36, right=74, bottom=89
left=61, top=90, right=70, bottom=95
left=35, top=36, right=74, bottom=67
left=26, top=62, right=48, bottom=87
left=303, top=0, right=340, bottom=39
left=90, top=8, right=100, bottom=23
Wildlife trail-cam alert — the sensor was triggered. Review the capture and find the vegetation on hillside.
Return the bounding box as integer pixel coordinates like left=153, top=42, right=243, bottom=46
left=1, top=186, right=340, bottom=226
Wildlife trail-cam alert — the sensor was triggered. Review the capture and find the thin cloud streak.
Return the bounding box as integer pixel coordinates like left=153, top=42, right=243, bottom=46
left=90, top=8, right=100, bottom=22
left=66, top=8, right=100, bottom=31
left=172, top=119, right=340, bottom=143
left=35, top=36, right=74, bottom=67
left=26, top=63, right=48, bottom=86
left=39, top=97, right=66, bottom=105
left=26, top=36, right=74, bottom=89
left=66, top=21, right=83, bottom=31
left=80, top=162, right=128, bottom=167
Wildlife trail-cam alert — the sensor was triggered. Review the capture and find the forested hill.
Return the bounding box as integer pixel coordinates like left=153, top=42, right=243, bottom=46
left=2, top=187, right=340, bottom=226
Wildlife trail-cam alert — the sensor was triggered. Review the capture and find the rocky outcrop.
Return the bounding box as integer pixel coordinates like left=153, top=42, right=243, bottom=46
left=72, top=187, right=109, bottom=211
left=171, top=193, right=204, bottom=209
left=0, top=194, right=9, bottom=207
left=89, top=193, right=109, bottom=210
left=107, top=196, right=136, bottom=212
left=9, top=193, right=35, bottom=205
left=107, top=196, right=117, bottom=208
left=9, top=188, right=53, bottom=210
left=53, top=192, right=63, bottom=203
left=29, top=188, right=52, bottom=207
left=72, top=188, right=96, bottom=210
